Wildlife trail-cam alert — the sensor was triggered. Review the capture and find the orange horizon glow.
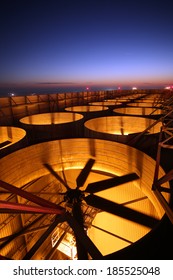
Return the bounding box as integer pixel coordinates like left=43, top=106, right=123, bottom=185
left=0, top=79, right=173, bottom=89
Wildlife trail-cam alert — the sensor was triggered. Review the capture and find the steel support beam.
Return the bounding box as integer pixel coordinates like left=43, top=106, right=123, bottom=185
left=128, top=109, right=173, bottom=146
left=0, top=200, right=65, bottom=215
left=153, top=189, right=173, bottom=224
left=153, top=127, right=163, bottom=186
left=0, top=215, right=45, bottom=249
left=152, top=124, right=173, bottom=224
left=156, top=169, right=173, bottom=186
left=0, top=180, right=63, bottom=210
left=23, top=214, right=65, bottom=260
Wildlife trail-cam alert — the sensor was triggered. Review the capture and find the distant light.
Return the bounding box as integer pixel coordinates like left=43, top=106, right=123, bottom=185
left=132, top=87, right=137, bottom=90
left=8, top=92, right=15, bottom=96
left=165, top=86, right=171, bottom=90
left=86, top=87, right=89, bottom=90
left=118, top=86, right=121, bottom=90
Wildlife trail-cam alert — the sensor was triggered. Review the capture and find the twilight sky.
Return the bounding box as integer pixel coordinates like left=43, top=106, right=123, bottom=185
left=0, top=0, right=173, bottom=93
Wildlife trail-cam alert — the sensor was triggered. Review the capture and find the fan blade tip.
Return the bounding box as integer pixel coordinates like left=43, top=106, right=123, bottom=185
left=85, top=172, right=140, bottom=194
left=85, top=195, right=159, bottom=228
left=43, top=163, right=49, bottom=170
left=76, top=158, right=95, bottom=188
left=43, top=163, right=49, bottom=168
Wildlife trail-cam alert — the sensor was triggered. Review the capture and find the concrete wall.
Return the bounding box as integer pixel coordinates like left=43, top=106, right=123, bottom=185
left=0, top=89, right=165, bottom=126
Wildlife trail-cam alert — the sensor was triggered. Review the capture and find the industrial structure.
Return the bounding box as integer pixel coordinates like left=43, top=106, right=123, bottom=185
left=0, top=89, right=173, bottom=260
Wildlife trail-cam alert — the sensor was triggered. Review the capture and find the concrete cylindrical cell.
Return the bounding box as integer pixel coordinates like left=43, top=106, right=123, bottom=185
left=19, top=112, right=84, bottom=143
left=0, top=126, right=27, bottom=158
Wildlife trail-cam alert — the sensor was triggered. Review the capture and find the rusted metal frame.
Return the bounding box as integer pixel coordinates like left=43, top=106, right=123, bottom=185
left=157, top=95, right=173, bottom=111
left=0, top=180, right=63, bottom=210
left=153, top=189, right=173, bottom=224
left=152, top=127, right=173, bottom=224
left=160, top=126, right=173, bottom=148
left=25, top=95, right=32, bottom=104
left=162, top=120, right=173, bottom=137
left=153, top=124, right=173, bottom=186
left=163, top=129, right=173, bottom=138
left=0, top=200, right=65, bottom=215
left=0, top=214, right=45, bottom=249
left=162, top=128, right=173, bottom=138
left=153, top=98, right=163, bottom=107
left=149, top=100, right=164, bottom=116
left=156, top=169, right=173, bottom=186
left=10, top=96, right=17, bottom=106
left=128, top=109, right=173, bottom=146
left=164, top=95, right=173, bottom=106
left=65, top=212, right=103, bottom=260
left=163, top=118, right=173, bottom=128
left=127, top=117, right=162, bottom=146
left=37, top=94, right=45, bottom=103
left=149, top=105, right=163, bottom=115
left=152, top=127, right=164, bottom=187
left=157, top=186, right=173, bottom=194
left=23, top=214, right=66, bottom=260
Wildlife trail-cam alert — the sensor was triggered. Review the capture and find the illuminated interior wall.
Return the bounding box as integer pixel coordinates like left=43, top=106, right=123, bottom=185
left=0, top=138, right=170, bottom=258
left=89, top=101, right=122, bottom=109
left=0, top=126, right=27, bottom=158
left=84, top=116, right=162, bottom=143
left=0, top=138, right=169, bottom=214
left=19, top=112, right=84, bottom=143
left=113, top=107, right=165, bottom=116
left=64, top=105, right=110, bottom=121
left=127, top=102, right=162, bottom=108
left=65, top=105, right=109, bottom=113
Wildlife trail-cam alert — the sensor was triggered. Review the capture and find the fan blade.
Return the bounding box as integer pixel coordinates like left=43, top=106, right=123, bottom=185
left=44, top=163, right=70, bottom=190
left=76, top=158, right=95, bottom=189
left=65, top=212, right=103, bottom=259
left=84, top=195, right=159, bottom=228
left=61, top=169, right=68, bottom=187
left=85, top=173, right=139, bottom=193
left=0, top=180, right=63, bottom=210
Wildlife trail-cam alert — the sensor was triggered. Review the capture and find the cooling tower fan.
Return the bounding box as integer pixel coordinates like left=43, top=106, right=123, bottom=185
left=0, top=158, right=159, bottom=260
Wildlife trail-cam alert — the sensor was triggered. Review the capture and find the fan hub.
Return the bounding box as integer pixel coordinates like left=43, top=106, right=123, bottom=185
left=64, top=189, right=84, bottom=204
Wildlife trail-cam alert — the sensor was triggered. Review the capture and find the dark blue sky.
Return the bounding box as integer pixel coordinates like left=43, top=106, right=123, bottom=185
left=0, top=0, right=173, bottom=93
